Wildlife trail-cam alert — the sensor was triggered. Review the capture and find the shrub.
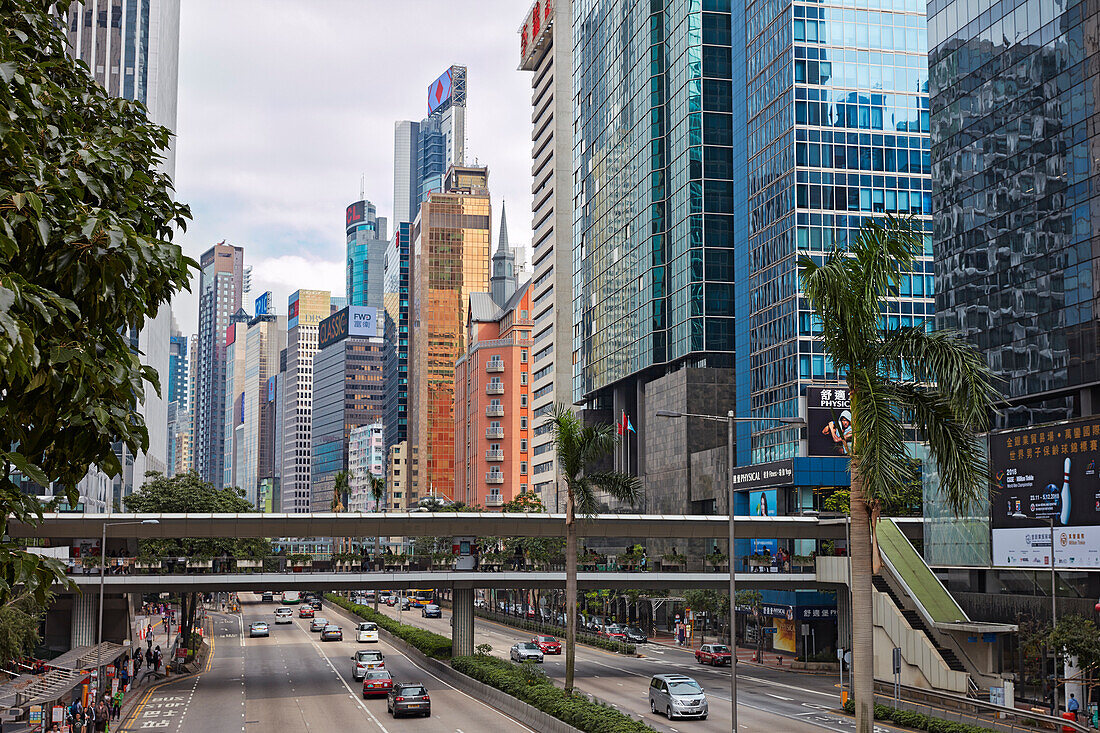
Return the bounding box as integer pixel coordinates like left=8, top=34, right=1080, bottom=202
left=452, top=654, right=657, bottom=733
left=325, top=594, right=452, bottom=659
left=842, top=700, right=999, bottom=733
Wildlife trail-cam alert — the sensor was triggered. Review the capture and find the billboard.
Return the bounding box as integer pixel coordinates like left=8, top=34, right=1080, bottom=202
left=729, top=459, right=794, bottom=491
left=267, top=376, right=276, bottom=403
left=346, top=201, right=365, bottom=232
left=225, top=323, right=236, bottom=347
left=288, top=293, right=300, bottom=329
left=255, top=291, right=271, bottom=316
left=990, top=415, right=1100, bottom=569
left=427, top=67, right=453, bottom=116
left=318, top=306, right=378, bottom=349
left=749, top=489, right=778, bottom=555
left=807, top=386, right=851, bottom=456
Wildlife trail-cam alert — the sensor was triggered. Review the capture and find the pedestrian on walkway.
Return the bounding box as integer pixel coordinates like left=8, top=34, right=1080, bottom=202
left=153, top=645, right=162, bottom=673
left=1068, top=693, right=1080, bottom=720
left=145, top=646, right=153, bottom=670
left=94, top=699, right=109, bottom=732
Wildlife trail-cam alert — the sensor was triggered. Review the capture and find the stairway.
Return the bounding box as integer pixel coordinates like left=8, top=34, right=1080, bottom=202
left=872, top=575, right=967, bottom=673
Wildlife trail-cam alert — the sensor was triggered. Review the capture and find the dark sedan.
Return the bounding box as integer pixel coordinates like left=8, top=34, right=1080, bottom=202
left=387, top=682, right=430, bottom=718
left=624, top=626, right=648, bottom=643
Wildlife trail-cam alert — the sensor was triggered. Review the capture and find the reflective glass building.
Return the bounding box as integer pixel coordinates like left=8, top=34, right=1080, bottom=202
left=345, top=199, right=387, bottom=309
left=736, top=0, right=935, bottom=464
left=384, top=223, right=412, bottom=450
left=930, top=0, right=1100, bottom=426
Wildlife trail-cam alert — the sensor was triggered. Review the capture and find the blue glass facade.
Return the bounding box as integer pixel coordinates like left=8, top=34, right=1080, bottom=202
left=735, top=0, right=935, bottom=465
left=572, top=0, right=735, bottom=407
left=383, top=223, right=411, bottom=450
left=345, top=200, right=387, bottom=309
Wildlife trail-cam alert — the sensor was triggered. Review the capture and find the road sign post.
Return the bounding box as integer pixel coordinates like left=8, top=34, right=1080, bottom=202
left=892, top=646, right=902, bottom=705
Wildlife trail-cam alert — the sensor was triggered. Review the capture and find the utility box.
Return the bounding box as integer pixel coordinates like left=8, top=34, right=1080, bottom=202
left=453, top=537, right=477, bottom=571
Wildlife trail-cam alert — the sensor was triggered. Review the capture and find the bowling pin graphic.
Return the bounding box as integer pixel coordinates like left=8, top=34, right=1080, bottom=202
left=1060, top=457, right=1072, bottom=526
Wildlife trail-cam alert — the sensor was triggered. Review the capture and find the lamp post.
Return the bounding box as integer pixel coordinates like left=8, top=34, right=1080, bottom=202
left=98, top=519, right=159, bottom=674
left=654, top=409, right=805, bottom=732
left=1011, top=511, right=1057, bottom=709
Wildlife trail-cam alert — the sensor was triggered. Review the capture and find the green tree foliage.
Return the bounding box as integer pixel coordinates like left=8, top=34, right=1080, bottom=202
left=123, top=472, right=270, bottom=559
left=0, top=594, right=47, bottom=665
left=0, top=0, right=193, bottom=605
left=1050, top=615, right=1100, bottom=681
left=799, top=217, right=999, bottom=733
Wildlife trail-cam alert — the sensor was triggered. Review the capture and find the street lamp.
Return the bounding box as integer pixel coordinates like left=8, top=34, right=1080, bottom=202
left=1011, top=511, right=1058, bottom=709
left=98, top=519, right=159, bottom=670
left=654, top=409, right=806, bottom=732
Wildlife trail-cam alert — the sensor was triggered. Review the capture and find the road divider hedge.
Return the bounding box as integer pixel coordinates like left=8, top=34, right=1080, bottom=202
left=325, top=594, right=452, bottom=659
left=474, top=608, right=636, bottom=655
left=843, top=701, right=999, bottom=733
left=452, top=653, right=656, bottom=733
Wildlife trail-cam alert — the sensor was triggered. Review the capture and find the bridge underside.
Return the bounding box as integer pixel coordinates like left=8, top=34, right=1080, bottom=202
left=60, top=571, right=822, bottom=593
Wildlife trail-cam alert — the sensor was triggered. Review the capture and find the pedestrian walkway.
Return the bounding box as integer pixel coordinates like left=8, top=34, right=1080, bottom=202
left=647, top=632, right=813, bottom=670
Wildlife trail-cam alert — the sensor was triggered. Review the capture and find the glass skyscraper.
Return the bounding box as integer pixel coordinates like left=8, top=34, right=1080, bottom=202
left=383, top=223, right=412, bottom=450
left=345, top=199, right=387, bottom=309
left=930, top=0, right=1099, bottom=426
left=736, top=0, right=935, bottom=464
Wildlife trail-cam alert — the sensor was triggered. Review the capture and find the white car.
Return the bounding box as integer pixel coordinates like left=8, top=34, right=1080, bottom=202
left=509, top=642, right=544, bottom=663
left=356, top=621, right=379, bottom=643
left=352, top=649, right=385, bottom=680
left=274, top=607, right=293, bottom=624
left=249, top=622, right=269, bottom=638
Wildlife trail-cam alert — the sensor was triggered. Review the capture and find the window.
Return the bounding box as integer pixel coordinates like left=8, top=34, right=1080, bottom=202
left=520, top=349, right=528, bottom=363
left=520, top=417, right=528, bottom=429
left=521, top=372, right=528, bottom=385
left=520, top=462, right=528, bottom=474
left=520, top=439, right=528, bottom=451
left=520, top=395, right=528, bottom=407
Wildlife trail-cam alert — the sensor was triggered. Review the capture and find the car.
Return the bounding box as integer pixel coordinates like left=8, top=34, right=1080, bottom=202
left=356, top=621, right=379, bottom=643
left=274, top=608, right=293, bottom=624
left=260, top=591, right=274, bottom=603
left=695, top=643, right=732, bottom=666
left=309, top=598, right=323, bottom=611
left=249, top=621, right=269, bottom=638
left=364, top=590, right=376, bottom=601
left=399, top=597, right=411, bottom=610
left=601, top=624, right=627, bottom=641
left=386, top=595, right=398, bottom=607
left=422, top=603, right=442, bottom=618
left=309, top=617, right=329, bottom=632
left=474, top=598, right=487, bottom=609
left=321, top=624, right=343, bottom=641
left=624, top=626, right=649, bottom=644
left=352, top=649, right=385, bottom=679
left=361, top=669, right=394, bottom=698
left=531, top=635, right=561, bottom=654
left=387, top=682, right=430, bottom=718
left=298, top=605, right=315, bottom=618
left=510, top=642, right=544, bottom=663
left=649, top=674, right=708, bottom=720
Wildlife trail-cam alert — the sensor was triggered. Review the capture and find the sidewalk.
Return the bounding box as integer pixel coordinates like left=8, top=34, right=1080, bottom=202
left=647, top=631, right=813, bottom=671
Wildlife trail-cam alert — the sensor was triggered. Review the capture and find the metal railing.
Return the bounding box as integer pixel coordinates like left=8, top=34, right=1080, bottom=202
left=486, top=360, right=505, bottom=372
left=485, top=494, right=504, bottom=507
left=485, top=405, right=504, bottom=417
left=485, top=449, right=504, bottom=461
left=485, top=472, right=504, bottom=484
left=486, top=427, right=504, bottom=439
left=486, top=383, right=505, bottom=394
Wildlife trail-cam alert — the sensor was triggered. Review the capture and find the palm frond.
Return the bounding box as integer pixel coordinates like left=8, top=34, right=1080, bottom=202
left=577, top=422, right=618, bottom=468
left=877, top=327, right=1001, bottom=429
left=889, top=383, right=989, bottom=515
left=573, top=478, right=600, bottom=517
left=587, top=470, right=642, bottom=506
left=849, top=368, right=917, bottom=508
left=798, top=252, right=874, bottom=369
left=850, top=215, right=921, bottom=303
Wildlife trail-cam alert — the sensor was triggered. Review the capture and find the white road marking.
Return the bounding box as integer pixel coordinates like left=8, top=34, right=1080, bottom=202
left=767, top=693, right=794, bottom=701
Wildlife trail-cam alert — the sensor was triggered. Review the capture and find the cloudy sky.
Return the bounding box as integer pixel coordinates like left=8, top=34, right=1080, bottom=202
left=171, top=0, right=535, bottom=336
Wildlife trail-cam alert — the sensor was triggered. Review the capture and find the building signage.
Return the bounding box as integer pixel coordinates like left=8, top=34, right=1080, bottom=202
left=318, top=306, right=378, bottom=349
left=225, top=324, right=236, bottom=347
left=427, top=67, right=453, bottom=116
left=729, top=459, right=794, bottom=491
left=267, top=376, right=276, bottom=403
left=346, top=201, right=365, bottom=231
left=990, top=415, right=1100, bottom=569
left=238, top=392, right=245, bottom=426
left=255, top=291, right=271, bottom=316
left=519, top=0, right=554, bottom=69
left=288, top=293, right=300, bottom=330
left=807, top=386, right=851, bottom=456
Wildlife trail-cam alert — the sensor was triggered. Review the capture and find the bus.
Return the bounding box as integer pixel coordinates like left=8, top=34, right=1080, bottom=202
left=281, top=590, right=301, bottom=605
left=409, top=590, right=434, bottom=608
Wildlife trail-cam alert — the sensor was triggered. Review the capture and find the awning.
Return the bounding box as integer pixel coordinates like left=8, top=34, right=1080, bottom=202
left=11, top=668, right=88, bottom=707
left=48, top=642, right=128, bottom=671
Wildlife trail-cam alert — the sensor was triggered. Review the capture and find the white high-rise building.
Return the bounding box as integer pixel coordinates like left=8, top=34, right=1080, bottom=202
left=348, top=423, right=386, bottom=513
left=519, top=0, right=573, bottom=511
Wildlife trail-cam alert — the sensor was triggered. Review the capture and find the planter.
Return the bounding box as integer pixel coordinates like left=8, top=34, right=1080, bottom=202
left=187, top=559, right=213, bottom=569
left=135, top=561, right=162, bottom=570
left=660, top=562, right=685, bottom=572
left=289, top=561, right=312, bottom=569
left=236, top=559, right=263, bottom=569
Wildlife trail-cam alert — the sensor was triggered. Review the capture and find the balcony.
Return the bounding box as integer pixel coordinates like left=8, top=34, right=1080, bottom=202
left=486, top=360, right=505, bottom=373
left=486, top=405, right=504, bottom=417
left=486, top=426, right=504, bottom=439
left=485, top=493, right=504, bottom=507
left=485, top=472, right=504, bottom=484
left=486, top=383, right=505, bottom=395
left=485, top=449, right=504, bottom=462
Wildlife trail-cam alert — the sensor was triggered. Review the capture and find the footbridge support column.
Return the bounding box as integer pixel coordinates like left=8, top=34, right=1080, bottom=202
left=71, top=593, right=96, bottom=647
left=452, top=587, right=474, bottom=657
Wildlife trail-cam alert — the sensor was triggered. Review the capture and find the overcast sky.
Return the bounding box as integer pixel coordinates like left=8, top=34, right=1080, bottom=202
left=171, top=0, right=535, bottom=336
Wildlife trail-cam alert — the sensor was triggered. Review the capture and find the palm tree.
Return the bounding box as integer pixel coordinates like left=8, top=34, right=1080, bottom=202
left=370, top=474, right=386, bottom=610
left=798, top=217, right=998, bottom=733
left=549, top=402, right=641, bottom=694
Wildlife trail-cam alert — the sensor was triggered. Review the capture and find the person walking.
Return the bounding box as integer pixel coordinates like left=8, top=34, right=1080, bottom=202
left=94, top=698, right=109, bottom=732
left=153, top=645, right=162, bottom=673
left=1067, top=693, right=1080, bottom=720
left=145, top=646, right=153, bottom=671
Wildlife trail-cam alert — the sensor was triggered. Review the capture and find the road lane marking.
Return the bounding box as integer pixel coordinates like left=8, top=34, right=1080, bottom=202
left=767, top=693, right=794, bottom=700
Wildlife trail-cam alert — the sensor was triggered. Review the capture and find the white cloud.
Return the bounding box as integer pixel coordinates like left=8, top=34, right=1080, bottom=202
left=248, top=255, right=346, bottom=314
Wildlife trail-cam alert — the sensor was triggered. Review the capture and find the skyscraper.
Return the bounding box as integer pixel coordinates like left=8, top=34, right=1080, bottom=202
left=394, top=65, right=468, bottom=228
left=383, top=224, right=412, bottom=450
left=519, top=0, right=573, bottom=510
left=345, top=199, right=388, bottom=309
left=280, top=290, right=331, bottom=512
left=930, top=0, right=1098, bottom=426
left=166, top=325, right=187, bottom=476
left=408, top=165, right=492, bottom=502
left=193, top=243, right=246, bottom=488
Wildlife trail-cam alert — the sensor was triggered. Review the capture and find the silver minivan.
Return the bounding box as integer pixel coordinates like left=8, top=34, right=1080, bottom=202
left=649, top=674, right=708, bottom=720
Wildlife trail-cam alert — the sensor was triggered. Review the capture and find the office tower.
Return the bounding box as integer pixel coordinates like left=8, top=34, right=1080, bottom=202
left=519, top=0, right=573, bottom=510
left=454, top=271, right=533, bottom=508
left=193, top=243, right=245, bottom=488
left=930, top=0, right=1098, bottom=426
left=348, top=423, right=386, bottom=513
left=408, top=165, right=492, bottom=502
left=222, top=309, right=249, bottom=491
left=345, top=199, right=388, bottom=309
left=309, top=306, right=386, bottom=511
left=175, top=333, right=198, bottom=476
left=387, top=441, right=416, bottom=513
left=394, top=65, right=468, bottom=227
left=166, top=325, right=187, bottom=476
left=280, top=290, right=331, bottom=512
left=64, top=0, right=181, bottom=500
left=383, top=224, right=412, bottom=450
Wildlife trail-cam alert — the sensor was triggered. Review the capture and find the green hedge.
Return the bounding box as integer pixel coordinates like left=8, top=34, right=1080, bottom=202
left=474, top=609, right=636, bottom=655
left=452, top=654, right=657, bottom=733
left=843, top=701, right=1000, bottom=733
left=326, top=594, right=452, bottom=659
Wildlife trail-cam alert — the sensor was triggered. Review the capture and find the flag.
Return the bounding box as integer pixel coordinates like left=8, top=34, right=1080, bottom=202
left=627, top=417, right=636, bottom=434
left=617, top=410, right=626, bottom=435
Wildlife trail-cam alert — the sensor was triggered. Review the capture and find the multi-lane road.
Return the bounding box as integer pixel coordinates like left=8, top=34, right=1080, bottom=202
left=120, top=593, right=895, bottom=732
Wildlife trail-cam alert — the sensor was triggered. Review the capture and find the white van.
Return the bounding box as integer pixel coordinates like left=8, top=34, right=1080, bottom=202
left=356, top=621, right=379, bottom=643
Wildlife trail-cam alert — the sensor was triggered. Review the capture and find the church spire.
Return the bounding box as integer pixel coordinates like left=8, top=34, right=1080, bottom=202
left=490, top=200, right=517, bottom=307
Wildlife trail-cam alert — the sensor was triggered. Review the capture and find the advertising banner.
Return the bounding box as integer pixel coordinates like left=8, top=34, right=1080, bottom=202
left=346, top=201, right=365, bottom=231
left=255, top=291, right=271, bottom=317
left=427, top=67, right=453, bottom=115
left=807, top=386, right=851, bottom=456
left=990, top=415, right=1100, bottom=568
left=319, top=306, right=379, bottom=349
left=748, top=489, right=778, bottom=555
left=729, top=459, right=794, bottom=491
